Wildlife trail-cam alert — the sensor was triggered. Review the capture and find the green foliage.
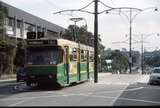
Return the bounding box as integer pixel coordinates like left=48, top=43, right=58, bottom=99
left=63, top=25, right=105, bottom=52
left=63, top=25, right=92, bottom=46
left=145, top=51, right=160, bottom=67
left=0, top=2, right=8, bottom=37
left=0, top=5, right=16, bottom=77
left=0, top=37, right=16, bottom=76
left=14, top=41, right=25, bottom=67
left=102, top=49, right=129, bottom=73
left=63, top=24, right=106, bottom=72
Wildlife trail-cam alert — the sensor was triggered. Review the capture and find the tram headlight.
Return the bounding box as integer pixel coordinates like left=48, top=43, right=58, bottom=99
left=28, top=62, right=33, bottom=65
left=50, top=61, right=56, bottom=65
left=30, top=75, right=35, bottom=78
left=50, top=62, right=53, bottom=64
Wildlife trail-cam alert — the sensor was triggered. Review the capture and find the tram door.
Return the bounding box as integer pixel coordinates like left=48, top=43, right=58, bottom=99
left=87, top=50, right=89, bottom=79
left=64, top=46, right=69, bottom=84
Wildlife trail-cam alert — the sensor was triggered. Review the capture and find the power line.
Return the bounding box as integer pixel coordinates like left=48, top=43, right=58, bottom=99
left=98, top=0, right=114, bottom=9
left=79, top=0, right=94, bottom=10
left=45, top=0, right=63, bottom=10
left=53, top=1, right=95, bottom=15
left=53, top=0, right=149, bottom=82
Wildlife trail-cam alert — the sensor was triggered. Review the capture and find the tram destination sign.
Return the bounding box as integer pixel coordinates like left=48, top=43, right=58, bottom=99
left=27, top=40, right=57, bottom=45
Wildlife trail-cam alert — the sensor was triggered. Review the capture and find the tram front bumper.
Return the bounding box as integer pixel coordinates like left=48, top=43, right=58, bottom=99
left=27, top=74, right=57, bottom=84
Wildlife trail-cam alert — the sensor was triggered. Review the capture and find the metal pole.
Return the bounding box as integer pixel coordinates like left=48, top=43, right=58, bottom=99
left=129, top=8, right=132, bottom=74
left=94, top=0, right=98, bottom=83
left=141, top=34, right=144, bottom=74
left=74, top=21, right=77, bottom=42
left=35, top=24, right=37, bottom=40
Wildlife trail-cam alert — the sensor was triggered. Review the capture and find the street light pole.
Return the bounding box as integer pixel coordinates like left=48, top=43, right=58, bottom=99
left=70, top=18, right=84, bottom=42
left=94, top=0, right=98, bottom=83
left=141, top=34, right=144, bottom=74
left=129, top=8, right=132, bottom=74
left=54, top=0, right=158, bottom=83
left=106, top=6, right=157, bottom=75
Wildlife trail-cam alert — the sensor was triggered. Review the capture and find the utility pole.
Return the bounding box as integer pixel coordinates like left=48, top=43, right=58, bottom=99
left=53, top=0, right=155, bottom=82
left=70, top=18, right=83, bottom=42
left=94, top=0, right=98, bottom=83
left=141, top=34, right=144, bottom=74
left=129, top=8, right=132, bottom=74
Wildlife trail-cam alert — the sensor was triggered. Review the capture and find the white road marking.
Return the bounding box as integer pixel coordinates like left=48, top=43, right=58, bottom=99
left=77, top=94, right=160, bottom=105
left=90, top=87, right=144, bottom=94
left=0, top=86, right=159, bottom=106
left=117, top=97, right=160, bottom=104
left=97, top=82, right=130, bottom=85
left=0, top=95, right=64, bottom=101
left=109, top=85, right=128, bottom=106
left=144, top=86, right=160, bottom=90
left=52, top=87, right=144, bottom=96
left=9, top=100, right=25, bottom=106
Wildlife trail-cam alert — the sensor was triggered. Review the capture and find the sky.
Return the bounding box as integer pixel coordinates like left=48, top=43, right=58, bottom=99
left=1, top=0, right=160, bottom=52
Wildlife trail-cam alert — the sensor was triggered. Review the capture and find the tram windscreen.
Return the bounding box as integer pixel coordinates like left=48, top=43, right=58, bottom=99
left=27, top=47, right=63, bottom=65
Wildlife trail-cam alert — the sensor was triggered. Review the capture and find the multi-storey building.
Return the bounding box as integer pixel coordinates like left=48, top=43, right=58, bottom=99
left=0, top=1, right=65, bottom=40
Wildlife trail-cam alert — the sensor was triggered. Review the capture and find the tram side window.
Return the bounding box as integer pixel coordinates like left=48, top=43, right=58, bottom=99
left=57, top=50, right=63, bottom=64
left=84, top=51, right=88, bottom=61
left=81, top=50, right=87, bottom=62
left=89, top=52, right=94, bottom=62
left=83, top=51, right=87, bottom=62
left=70, top=48, right=77, bottom=61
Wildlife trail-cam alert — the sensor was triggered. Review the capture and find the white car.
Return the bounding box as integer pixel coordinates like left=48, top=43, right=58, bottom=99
left=149, top=67, right=160, bottom=85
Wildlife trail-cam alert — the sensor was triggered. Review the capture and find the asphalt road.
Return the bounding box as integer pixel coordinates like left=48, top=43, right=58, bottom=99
left=0, top=74, right=160, bottom=106
left=0, top=81, right=127, bottom=106
left=114, top=82, right=160, bottom=106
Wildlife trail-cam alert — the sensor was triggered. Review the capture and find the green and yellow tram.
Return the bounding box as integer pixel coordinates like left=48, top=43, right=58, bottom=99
left=25, top=38, right=94, bottom=87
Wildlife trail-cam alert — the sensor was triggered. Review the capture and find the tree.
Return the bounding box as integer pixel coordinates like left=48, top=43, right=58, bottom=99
left=0, top=37, right=15, bottom=76
left=102, top=49, right=129, bottom=73
left=0, top=2, right=8, bottom=39
left=63, top=25, right=106, bottom=72
left=14, top=41, right=25, bottom=67
left=145, top=50, right=160, bottom=67
left=0, top=3, right=16, bottom=77
left=62, top=25, right=94, bottom=47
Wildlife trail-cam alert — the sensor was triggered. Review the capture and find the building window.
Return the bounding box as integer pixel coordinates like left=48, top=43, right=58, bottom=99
left=17, top=20, right=21, bottom=28
left=7, top=18, right=13, bottom=27
left=47, top=30, right=57, bottom=37
left=25, top=23, right=34, bottom=32
left=37, top=26, right=42, bottom=32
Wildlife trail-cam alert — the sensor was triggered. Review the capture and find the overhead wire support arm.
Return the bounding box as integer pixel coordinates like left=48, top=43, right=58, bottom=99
left=98, top=7, right=142, bottom=14
left=98, top=0, right=115, bottom=9
left=53, top=0, right=100, bottom=83
left=53, top=0, right=95, bottom=15
left=79, top=0, right=94, bottom=10
left=53, top=9, right=94, bottom=15
left=53, top=0, right=148, bottom=82
left=112, top=41, right=129, bottom=44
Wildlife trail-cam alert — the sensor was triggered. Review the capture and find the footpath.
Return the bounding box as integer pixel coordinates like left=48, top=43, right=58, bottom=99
left=97, top=73, right=150, bottom=85
left=0, top=74, right=16, bottom=82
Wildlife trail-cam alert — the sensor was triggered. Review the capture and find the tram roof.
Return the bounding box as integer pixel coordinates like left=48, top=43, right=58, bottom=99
left=35, top=38, right=94, bottom=51
left=57, top=38, right=94, bottom=51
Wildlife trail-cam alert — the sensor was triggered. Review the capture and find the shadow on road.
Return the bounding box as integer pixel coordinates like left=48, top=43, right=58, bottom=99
left=0, top=80, right=89, bottom=100
left=0, top=81, right=62, bottom=99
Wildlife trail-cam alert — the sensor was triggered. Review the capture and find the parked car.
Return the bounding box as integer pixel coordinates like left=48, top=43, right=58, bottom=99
left=148, top=67, right=160, bottom=85
left=16, top=67, right=27, bottom=82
